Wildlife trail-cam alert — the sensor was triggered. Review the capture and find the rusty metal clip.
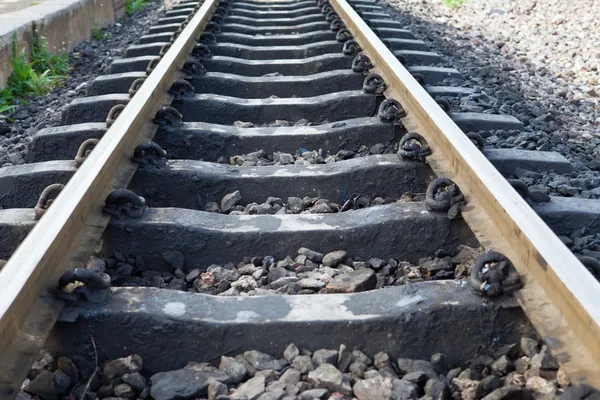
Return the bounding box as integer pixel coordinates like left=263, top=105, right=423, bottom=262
left=193, top=44, right=212, bottom=59
left=34, top=183, right=65, bottom=220
left=352, top=54, right=372, bottom=73
left=398, top=132, right=431, bottom=161
left=146, top=57, right=161, bottom=75
left=336, top=28, right=352, bottom=43
left=106, top=104, right=126, bottom=128
left=469, top=251, right=522, bottom=297
left=205, top=21, right=221, bottom=34
left=199, top=32, right=217, bottom=45
left=425, top=177, right=465, bottom=219
left=74, top=138, right=100, bottom=167
left=343, top=40, right=361, bottom=56
left=169, top=79, right=195, bottom=101
left=362, top=73, right=386, bottom=95
left=154, top=106, right=183, bottom=128
left=103, top=189, right=146, bottom=219
left=132, top=142, right=167, bottom=168
left=330, top=18, right=344, bottom=32
left=378, top=98, right=405, bottom=122
left=128, top=77, right=146, bottom=98
left=56, top=268, right=111, bottom=305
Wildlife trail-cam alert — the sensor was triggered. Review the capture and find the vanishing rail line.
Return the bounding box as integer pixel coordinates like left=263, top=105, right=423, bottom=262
left=0, top=0, right=599, bottom=397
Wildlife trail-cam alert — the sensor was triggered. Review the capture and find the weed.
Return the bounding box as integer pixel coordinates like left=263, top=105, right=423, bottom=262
left=0, top=30, right=71, bottom=113
left=441, top=0, right=468, bottom=8
left=126, top=0, right=147, bottom=16
left=0, top=105, right=16, bottom=120
left=25, top=70, right=53, bottom=96
left=92, top=22, right=111, bottom=40
left=30, top=35, right=70, bottom=76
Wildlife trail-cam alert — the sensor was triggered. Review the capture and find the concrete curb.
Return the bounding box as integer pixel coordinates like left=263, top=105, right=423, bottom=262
left=0, top=0, right=126, bottom=87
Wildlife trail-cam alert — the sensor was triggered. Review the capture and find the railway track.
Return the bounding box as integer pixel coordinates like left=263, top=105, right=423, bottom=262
left=0, top=0, right=599, bottom=398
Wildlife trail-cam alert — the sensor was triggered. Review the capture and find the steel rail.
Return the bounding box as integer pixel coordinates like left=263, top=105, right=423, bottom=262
left=331, top=0, right=600, bottom=387
left=0, top=0, right=218, bottom=396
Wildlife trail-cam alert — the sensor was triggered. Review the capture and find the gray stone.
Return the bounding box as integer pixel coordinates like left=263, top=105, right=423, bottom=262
left=482, top=386, right=532, bottom=400
left=374, top=352, right=391, bottom=370
left=423, top=379, right=451, bottom=400
left=430, top=353, right=448, bottom=375
left=266, top=380, right=287, bottom=392
left=208, top=381, right=228, bottom=400
left=352, top=350, right=372, bottom=366
left=114, top=383, right=135, bottom=399
left=379, top=366, right=399, bottom=380
left=446, top=368, right=462, bottom=380
left=402, top=371, right=428, bottom=387
left=233, top=375, right=266, bottom=400
left=298, top=278, right=326, bottom=290
left=220, top=356, right=248, bottom=384
left=353, top=376, right=393, bottom=399
left=269, top=276, right=299, bottom=290
left=349, top=362, right=367, bottom=379
left=221, top=190, right=242, bottom=213
left=452, top=378, right=483, bottom=400
left=287, top=197, right=304, bottom=213
left=322, top=250, right=347, bottom=267
left=245, top=350, right=287, bottom=371
left=307, top=363, right=352, bottom=396
left=491, top=355, right=514, bottom=377
left=122, top=372, right=146, bottom=392
left=391, top=378, right=418, bottom=400
left=397, top=358, right=437, bottom=379
left=300, top=388, right=329, bottom=399
left=103, top=355, right=143, bottom=379
left=267, top=266, right=288, bottom=283
left=275, top=152, right=294, bottom=165
left=298, top=248, right=324, bottom=263
left=57, top=356, right=79, bottom=383
left=520, top=337, right=539, bottom=358
left=458, top=369, right=483, bottom=381
left=338, top=344, right=352, bottom=373
left=530, top=346, right=558, bottom=370
left=52, top=370, right=71, bottom=396
left=481, top=375, right=504, bottom=395
left=279, top=368, right=301, bottom=385
left=283, top=344, right=299, bottom=363
left=207, top=265, right=240, bottom=283
left=257, top=389, right=285, bottom=400
left=185, top=269, right=201, bottom=283
left=309, top=203, right=334, bottom=213
left=150, top=369, right=208, bottom=400
left=24, top=370, right=57, bottom=400
left=326, top=269, right=376, bottom=293
left=231, top=275, right=258, bottom=291
left=255, top=369, right=277, bottom=383
left=292, top=355, right=314, bottom=374
left=312, top=349, right=338, bottom=367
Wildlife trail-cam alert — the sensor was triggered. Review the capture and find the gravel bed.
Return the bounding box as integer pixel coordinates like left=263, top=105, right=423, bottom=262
left=0, top=0, right=177, bottom=167
left=223, top=143, right=397, bottom=166
left=380, top=0, right=600, bottom=200
left=201, top=191, right=420, bottom=215
left=20, top=335, right=585, bottom=400
left=100, top=245, right=483, bottom=295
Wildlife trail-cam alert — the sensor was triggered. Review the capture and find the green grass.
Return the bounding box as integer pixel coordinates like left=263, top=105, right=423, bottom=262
left=0, top=105, right=16, bottom=120
left=125, top=0, right=148, bottom=16
left=441, top=0, right=468, bottom=8
left=0, top=31, right=71, bottom=115
left=92, top=22, right=111, bottom=40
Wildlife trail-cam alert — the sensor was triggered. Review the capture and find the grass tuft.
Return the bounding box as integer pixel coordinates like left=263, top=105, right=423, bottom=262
left=92, top=22, right=111, bottom=40
left=441, top=0, right=468, bottom=8
left=125, top=0, right=148, bottom=16
left=0, top=30, right=71, bottom=115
